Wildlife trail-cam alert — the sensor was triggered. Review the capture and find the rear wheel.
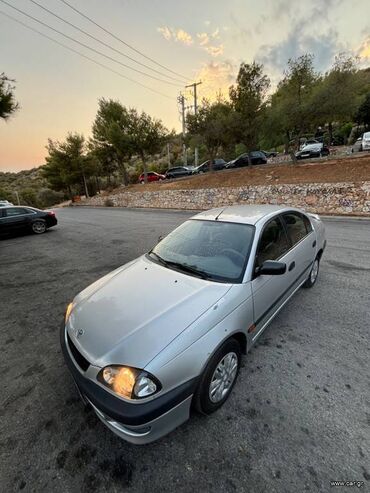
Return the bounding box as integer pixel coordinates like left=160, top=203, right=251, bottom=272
left=31, top=220, right=46, bottom=234
left=193, top=338, right=241, bottom=414
left=303, top=257, right=320, bottom=288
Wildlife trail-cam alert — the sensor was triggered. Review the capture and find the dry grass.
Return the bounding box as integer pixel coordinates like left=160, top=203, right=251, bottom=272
left=109, top=153, right=370, bottom=195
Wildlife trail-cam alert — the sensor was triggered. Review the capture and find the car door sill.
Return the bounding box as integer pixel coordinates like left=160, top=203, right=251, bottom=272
left=252, top=277, right=307, bottom=343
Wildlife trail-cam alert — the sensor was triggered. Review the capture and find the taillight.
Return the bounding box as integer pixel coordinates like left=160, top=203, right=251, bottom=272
left=47, top=211, right=55, bottom=216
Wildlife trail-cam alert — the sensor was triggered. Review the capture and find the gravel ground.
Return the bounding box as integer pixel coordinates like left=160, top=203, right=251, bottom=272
left=0, top=207, right=369, bottom=493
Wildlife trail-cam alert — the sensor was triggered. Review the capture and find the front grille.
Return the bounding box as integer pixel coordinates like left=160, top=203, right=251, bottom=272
left=67, top=333, right=90, bottom=371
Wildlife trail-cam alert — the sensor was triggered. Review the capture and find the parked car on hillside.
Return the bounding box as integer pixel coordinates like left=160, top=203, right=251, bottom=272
left=0, top=206, right=57, bottom=237
left=299, top=139, right=321, bottom=150
left=138, top=172, right=165, bottom=184
left=61, top=204, right=325, bottom=444
left=193, top=159, right=227, bottom=173
left=165, top=166, right=193, bottom=179
left=0, top=200, right=13, bottom=207
left=226, top=151, right=267, bottom=168
left=352, top=136, right=363, bottom=153
left=295, top=143, right=330, bottom=160
left=362, top=132, right=370, bottom=151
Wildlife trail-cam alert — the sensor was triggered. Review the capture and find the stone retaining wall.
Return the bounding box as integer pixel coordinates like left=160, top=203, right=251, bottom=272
left=82, top=181, right=370, bottom=215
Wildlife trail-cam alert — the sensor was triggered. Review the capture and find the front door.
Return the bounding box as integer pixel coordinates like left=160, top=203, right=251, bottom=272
left=250, top=216, right=296, bottom=341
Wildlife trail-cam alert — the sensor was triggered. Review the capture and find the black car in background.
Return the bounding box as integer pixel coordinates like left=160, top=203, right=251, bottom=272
left=261, top=150, right=278, bottom=158
left=193, top=158, right=227, bottom=173
left=295, top=143, right=330, bottom=160
left=165, top=166, right=194, bottom=179
left=226, top=151, right=267, bottom=168
left=0, top=206, right=57, bottom=237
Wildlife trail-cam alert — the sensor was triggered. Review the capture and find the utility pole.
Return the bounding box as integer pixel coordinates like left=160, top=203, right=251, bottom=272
left=14, top=190, right=20, bottom=205
left=177, top=93, right=187, bottom=165
left=167, top=143, right=171, bottom=167
left=185, top=81, right=202, bottom=166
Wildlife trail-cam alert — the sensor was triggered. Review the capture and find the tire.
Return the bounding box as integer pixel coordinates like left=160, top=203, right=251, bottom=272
left=31, top=220, right=47, bottom=234
left=303, top=257, right=320, bottom=288
left=193, top=338, right=241, bottom=415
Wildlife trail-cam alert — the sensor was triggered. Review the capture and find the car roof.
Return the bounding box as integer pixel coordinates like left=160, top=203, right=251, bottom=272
left=192, top=204, right=302, bottom=226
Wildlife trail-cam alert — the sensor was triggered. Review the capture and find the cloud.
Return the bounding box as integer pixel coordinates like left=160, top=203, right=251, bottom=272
left=357, top=35, right=370, bottom=60
left=176, top=29, right=193, bottom=46
left=194, top=60, right=237, bottom=100
left=157, top=26, right=172, bottom=41
left=157, top=26, right=193, bottom=46
left=204, top=44, right=224, bottom=57
left=197, top=33, right=210, bottom=46
left=257, top=25, right=344, bottom=80
left=158, top=25, right=224, bottom=57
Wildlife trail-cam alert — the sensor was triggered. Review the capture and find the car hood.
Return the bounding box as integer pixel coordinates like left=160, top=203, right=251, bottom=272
left=67, top=255, right=231, bottom=369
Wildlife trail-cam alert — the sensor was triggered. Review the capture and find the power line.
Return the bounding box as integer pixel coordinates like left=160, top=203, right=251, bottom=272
left=58, top=0, right=189, bottom=82
left=0, top=9, right=174, bottom=101
left=0, top=0, right=180, bottom=87
left=28, top=0, right=185, bottom=84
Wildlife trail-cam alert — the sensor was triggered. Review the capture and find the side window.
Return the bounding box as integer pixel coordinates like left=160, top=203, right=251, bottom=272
left=282, top=212, right=308, bottom=245
left=256, top=218, right=289, bottom=266
left=302, top=214, right=313, bottom=233
left=5, top=208, right=29, bottom=217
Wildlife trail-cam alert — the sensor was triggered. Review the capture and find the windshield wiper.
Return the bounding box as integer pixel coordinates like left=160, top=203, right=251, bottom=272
left=149, top=251, right=212, bottom=280
left=148, top=251, right=168, bottom=266
left=162, top=260, right=211, bottom=280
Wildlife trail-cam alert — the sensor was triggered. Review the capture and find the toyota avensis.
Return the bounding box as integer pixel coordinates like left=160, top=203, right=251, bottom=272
left=61, top=205, right=326, bottom=444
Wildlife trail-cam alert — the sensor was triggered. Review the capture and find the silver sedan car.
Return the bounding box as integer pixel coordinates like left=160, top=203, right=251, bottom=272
left=61, top=205, right=326, bottom=444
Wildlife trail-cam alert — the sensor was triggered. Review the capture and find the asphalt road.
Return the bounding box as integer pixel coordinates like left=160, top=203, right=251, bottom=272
left=1, top=207, right=369, bottom=493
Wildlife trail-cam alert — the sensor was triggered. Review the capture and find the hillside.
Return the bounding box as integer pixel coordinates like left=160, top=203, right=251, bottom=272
left=105, top=153, right=370, bottom=194
left=0, top=166, right=64, bottom=208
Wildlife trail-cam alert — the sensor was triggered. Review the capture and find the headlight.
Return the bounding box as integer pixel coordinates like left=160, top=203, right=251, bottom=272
left=65, top=302, right=74, bottom=323
left=98, top=365, right=160, bottom=399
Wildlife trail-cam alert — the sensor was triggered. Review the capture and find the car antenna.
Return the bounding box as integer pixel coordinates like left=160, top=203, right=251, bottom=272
left=215, top=208, right=226, bottom=221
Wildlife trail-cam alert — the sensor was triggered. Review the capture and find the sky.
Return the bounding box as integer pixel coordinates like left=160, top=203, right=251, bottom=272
left=0, top=0, right=369, bottom=171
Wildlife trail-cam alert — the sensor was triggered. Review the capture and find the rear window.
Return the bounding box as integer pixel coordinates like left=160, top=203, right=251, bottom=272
left=363, top=132, right=370, bottom=139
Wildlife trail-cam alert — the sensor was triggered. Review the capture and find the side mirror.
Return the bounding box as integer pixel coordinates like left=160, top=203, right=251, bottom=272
left=256, top=260, right=286, bottom=276
left=158, top=235, right=164, bottom=243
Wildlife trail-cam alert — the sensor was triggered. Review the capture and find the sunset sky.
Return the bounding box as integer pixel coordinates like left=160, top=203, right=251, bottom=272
left=0, top=0, right=369, bottom=171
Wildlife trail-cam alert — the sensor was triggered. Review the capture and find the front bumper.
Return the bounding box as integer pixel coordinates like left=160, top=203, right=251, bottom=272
left=60, top=324, right=197, bottom=444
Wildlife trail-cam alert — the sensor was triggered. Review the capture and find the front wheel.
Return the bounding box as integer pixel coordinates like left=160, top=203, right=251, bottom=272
left=303, top=257, right=320, bottom=288
left=31, top=220, right=47, bottom=234
left=193, top=338, right=241, bottom=414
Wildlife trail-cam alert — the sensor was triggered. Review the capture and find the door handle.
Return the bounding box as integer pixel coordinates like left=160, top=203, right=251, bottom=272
left=312, top=240, right=316, bottom=248
left=288, top=261, right=295, bottom=272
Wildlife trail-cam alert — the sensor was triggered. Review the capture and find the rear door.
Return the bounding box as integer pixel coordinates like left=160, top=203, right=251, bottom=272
left=2, top=207, right=32, bottom=233
left=281, top=211, right=315, bottom=282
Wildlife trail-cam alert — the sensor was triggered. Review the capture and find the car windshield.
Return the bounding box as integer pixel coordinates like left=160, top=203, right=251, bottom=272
left=149, top=219, right=255, bottom=283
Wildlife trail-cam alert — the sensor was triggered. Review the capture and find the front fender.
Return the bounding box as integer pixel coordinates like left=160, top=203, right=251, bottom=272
left=146, top=283, right=254, bottom=393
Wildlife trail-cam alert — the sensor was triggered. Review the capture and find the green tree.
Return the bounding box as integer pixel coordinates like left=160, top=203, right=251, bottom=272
left=0, top=73, right=19, bottom=120
left=311, top=54, right=360, bottom=143
left=90, top=99, right=134, bottom=186
left=43, top=133, right=95, bottom=198
left=187, top=100, right=236, bottom=168
left=265, top=54, right=318, bottom=155
left=229, top=62, right=270, bottom=150
left=129, top=109, right=168, bottom=182
left=355, top=93, right=370, bottom=127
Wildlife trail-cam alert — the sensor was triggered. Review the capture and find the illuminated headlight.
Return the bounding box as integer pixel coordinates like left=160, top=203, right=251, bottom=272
left=98, top=365, right=160, bottom=399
